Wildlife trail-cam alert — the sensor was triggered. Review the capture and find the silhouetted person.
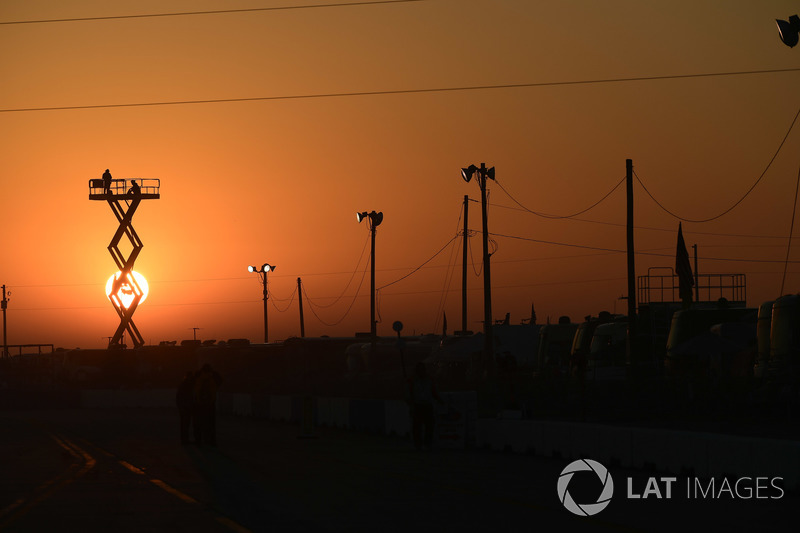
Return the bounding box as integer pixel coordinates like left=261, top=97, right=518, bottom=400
left=193, top=364, right=222, bottom=446
left=102, top=169, right=112, bottom=195
left=408, top=362, right=443, bottom=450
left=127, top=179, right=141, bottom=196
left=176, top=371, right=196, bottom=445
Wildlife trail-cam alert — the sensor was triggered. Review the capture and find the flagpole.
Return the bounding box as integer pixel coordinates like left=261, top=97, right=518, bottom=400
left=676, top=222, right=694, bottom=309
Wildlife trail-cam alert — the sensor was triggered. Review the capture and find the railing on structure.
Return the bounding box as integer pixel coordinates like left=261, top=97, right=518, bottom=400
left=2, top=344, right=55, bottom=358
left=638, top=267, right=746, bottom=306
left=88, top=178, right=160, bottom=200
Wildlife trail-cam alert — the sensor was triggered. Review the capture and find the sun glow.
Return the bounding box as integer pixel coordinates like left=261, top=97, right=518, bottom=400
left=105, top=271, right=149, bottom=309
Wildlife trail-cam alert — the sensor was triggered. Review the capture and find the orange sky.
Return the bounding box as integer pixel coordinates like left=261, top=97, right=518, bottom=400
left=1, top=0, right=799, bottom=349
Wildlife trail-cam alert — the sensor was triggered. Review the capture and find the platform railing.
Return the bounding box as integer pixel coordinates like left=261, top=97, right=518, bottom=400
left=638, top=267, right=746, bottom=305
left=88, top=178, right=160, bottom=199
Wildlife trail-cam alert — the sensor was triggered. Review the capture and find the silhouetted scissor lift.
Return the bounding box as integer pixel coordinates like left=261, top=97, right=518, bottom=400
left=89, top=177, right=160, bottom=348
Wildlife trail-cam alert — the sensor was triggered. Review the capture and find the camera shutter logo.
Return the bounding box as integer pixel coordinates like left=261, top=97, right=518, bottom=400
left=557, top=459, right=614, bottom=516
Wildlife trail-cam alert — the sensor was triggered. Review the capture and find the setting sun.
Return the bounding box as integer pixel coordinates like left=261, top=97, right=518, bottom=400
left=105, top=271, right=149, bottom=310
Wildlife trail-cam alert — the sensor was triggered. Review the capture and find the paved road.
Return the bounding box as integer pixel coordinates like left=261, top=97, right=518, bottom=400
left=0, top=408, right=795, bottom=532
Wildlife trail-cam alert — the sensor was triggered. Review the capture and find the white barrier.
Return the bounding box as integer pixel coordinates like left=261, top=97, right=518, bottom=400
left=231, top=393, right=253, bottom=417
left=438, top=392, right=477, bottom=449
left=475, top=418, right=800, bottom=490
left=269, top=395, right=293, bottom=421
left=81, top=389, right=174, bottom=408
left=385, top=399, right=411, bottom=437
left=316, top=397, right=333, bottom=426
left=330, top=397, right=350, bottom=428
left=590, top=424, right=633, bottom=468
left=79, top=389, right=798, bottom=488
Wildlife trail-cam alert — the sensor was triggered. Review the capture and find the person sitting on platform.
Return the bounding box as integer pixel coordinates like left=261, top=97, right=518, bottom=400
left=127, top=179, right=141, bottom=196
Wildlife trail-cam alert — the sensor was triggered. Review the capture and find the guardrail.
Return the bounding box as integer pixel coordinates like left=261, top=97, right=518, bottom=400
left=88, top=178, right=160, bottom=199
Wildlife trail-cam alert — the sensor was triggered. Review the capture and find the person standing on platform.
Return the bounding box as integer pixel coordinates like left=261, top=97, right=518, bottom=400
left=102, top=169, right=112, bottom=195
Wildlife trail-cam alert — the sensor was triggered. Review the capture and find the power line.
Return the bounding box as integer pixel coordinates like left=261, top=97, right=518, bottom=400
left=3, top=250, right=626, bottom=290
left=12, top=276, right=633, bottom=311
left=303, top=230, right=371, bottom=309
left=634, top=104, right=800, bottom=223
left=301, top=265, right=368, bottom=327
left=0, top=0, right=425, bottom=25
left=781, top=160, right=800, bottom=294
left=467, top=230, right=483, bottom=277
left=13, top=262, right=796, bottom=314
left=493, top=175, right=625, bottom=219
left=300, top=229, right=372, bottom=327
left=269, top=285, right=298, bottom=312
left=487, top=231, right=800, bottom=263
left=3, top=68, right=800, bottom=114
left=432, top=236, right=460, bottom=333
left=431, top=207, right=464, bottom=332
left=485, top=202, right=800, bottom=239
left=13, top=300, right=262, bottom=311
left=378, top=235, right=459, bottom=291
left=380, top=276, right=631, bottom=295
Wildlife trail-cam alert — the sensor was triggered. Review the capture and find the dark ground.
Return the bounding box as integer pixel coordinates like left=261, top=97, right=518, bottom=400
left=0, top=408, right=796, bottom=533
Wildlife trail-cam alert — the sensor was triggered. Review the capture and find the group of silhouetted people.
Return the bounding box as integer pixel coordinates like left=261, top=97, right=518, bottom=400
left=176, top=364, right=223, bottom=446
left=177, top=360, right=443, bottom=450
left=100, top=168, right=141, bottom=197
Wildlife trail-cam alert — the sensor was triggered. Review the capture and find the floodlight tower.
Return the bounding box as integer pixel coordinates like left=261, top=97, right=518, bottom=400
left=357, top=211, right=383, bottom=339
left=777, top=15, right=800, bottom=48
left=777, top=14, right=800, bottom=295
left=461, top=163, right=495, bottom=373
left=248, top=263, right=276, bottom=343
left=89, top=174, right=160, bottom=348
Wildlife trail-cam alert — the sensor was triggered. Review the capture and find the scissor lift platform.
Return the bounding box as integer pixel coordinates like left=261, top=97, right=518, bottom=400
left=89, top=178, right=160, bottom=200
left=89, top=176, right=160, bottom=348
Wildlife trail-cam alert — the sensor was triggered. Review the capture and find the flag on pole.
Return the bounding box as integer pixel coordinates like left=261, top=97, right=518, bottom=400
left=676, top=222, right=694, bottom=307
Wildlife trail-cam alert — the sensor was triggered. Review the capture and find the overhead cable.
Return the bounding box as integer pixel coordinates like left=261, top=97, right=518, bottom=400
left=0, top=0, right=425, bottom=25
left=488, top=231, right=800, bottom=263
left=3, top=69, right=800, bottom=114
left=485, top=202, right=800, bottom=239
left=781, top=160, right=800, bottom=294
left=634, top=104, right=800, bottom=223
left=493, top=175, right=625, bottom=219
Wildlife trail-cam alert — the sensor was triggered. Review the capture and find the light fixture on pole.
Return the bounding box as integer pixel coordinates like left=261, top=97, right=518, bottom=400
left=777, top=15, right=800, bottom=48
left=461, top=162, right=495, bottom=374
left=248, top=263, right=276, bottom=343
left=776, top=14, right=800, bottom=295
left=357, top=210, right=383, bottom=339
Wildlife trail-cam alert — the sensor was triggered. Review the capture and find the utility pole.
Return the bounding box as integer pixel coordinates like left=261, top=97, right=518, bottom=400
left=2, top=285, right=7, bottom=358
left=480, top=164, right=493, bottom=372
left=263, top=276, right=269, bottom=343
left=248, top=263, right=276, bottom=344
left=692, top=244, right=699, bottom=303
left=190, top=327, right=202, bottom=341
left=370, top=222, right=377, bottom=339
left=461, top=194, right=469, bottom=335
left=461, top=163, right=495, bottom=374
left=356, top=211, right=383, bottom=351
left=626, top=159, right=637, bottom=364
left=297, top=277, right=305, bottom=338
